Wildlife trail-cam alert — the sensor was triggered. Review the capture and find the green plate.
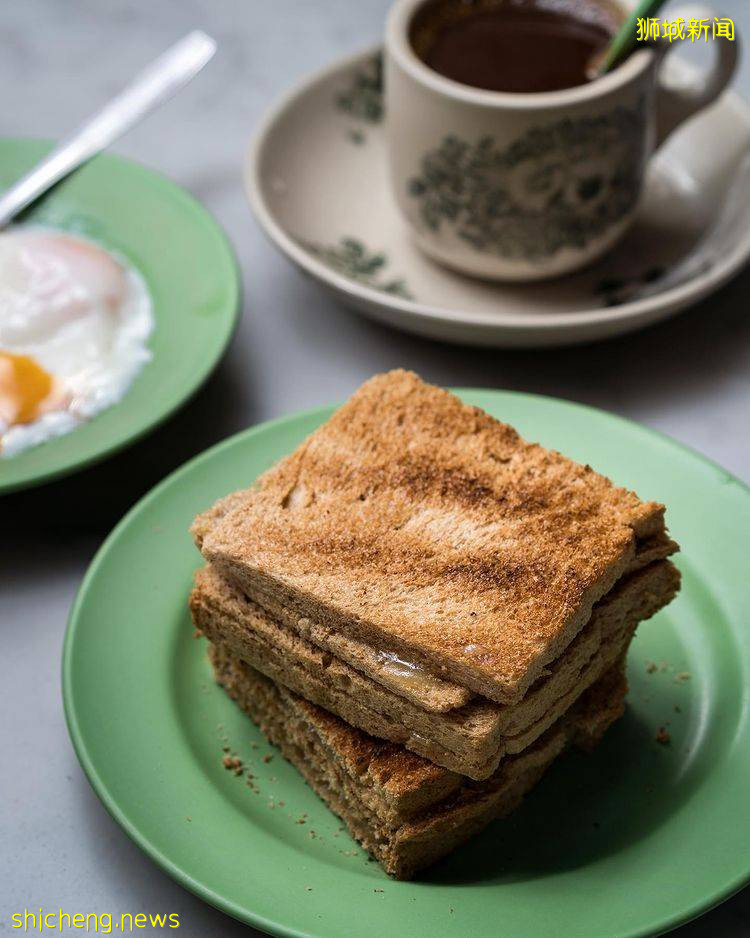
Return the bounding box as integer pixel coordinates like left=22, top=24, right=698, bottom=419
left=0, top=138, right=240, bottom=493
left=63, top=390, right=750, bottom=938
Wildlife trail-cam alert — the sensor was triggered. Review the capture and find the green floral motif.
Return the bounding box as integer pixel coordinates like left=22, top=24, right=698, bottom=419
left=334, top=54, right=383, bottom=125
left=408, top=101, right=646, bottom=259
left=302, top=237, right=413, bottom=298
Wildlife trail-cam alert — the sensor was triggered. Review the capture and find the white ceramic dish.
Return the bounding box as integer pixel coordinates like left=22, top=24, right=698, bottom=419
left=246, top=47, right=750, bottom=348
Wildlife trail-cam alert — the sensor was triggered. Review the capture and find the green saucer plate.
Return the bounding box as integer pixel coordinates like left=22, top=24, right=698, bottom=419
left=0, top=138, right=240, bottom=494
left=63, top=390, right=750, bottom=938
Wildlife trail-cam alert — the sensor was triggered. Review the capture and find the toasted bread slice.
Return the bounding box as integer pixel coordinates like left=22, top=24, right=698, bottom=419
left=198, top=524, right=675, bottom=716
left=197, top=370, right=676, bottom=704
left=209, top=642, right=627, bottom=879
left=191, top=560, right=679, bottom=778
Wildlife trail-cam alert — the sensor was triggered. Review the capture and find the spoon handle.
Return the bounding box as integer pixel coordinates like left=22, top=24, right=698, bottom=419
left=0, top=30, right=216, bottom=228
left=601, top=0, right=669, bottom=73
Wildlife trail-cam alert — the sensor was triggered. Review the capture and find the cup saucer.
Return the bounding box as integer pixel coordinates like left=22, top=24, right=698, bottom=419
left=246, top=47, right=750, bottom=347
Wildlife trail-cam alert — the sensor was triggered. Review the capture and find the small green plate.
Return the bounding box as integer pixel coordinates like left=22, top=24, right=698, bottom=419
left=63, top=390, right=750, bottom=938
left=0, top=138, right=240, bottom=494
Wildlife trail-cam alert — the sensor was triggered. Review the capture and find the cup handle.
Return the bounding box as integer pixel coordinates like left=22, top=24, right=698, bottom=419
left=654, top=5, right=738, bottom=148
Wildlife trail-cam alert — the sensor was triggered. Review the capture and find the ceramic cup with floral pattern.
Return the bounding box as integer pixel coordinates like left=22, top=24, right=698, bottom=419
left=385, top=0, right=738, bottom=281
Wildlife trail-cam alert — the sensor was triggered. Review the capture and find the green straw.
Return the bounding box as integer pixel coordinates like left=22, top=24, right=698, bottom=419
left=600, top=0, right=670, bottom=73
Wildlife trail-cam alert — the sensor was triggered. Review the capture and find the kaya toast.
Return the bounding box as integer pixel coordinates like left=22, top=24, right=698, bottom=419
left=209, top=642, right=628, bottom=879
left=197, top=370, right=677, bottom=706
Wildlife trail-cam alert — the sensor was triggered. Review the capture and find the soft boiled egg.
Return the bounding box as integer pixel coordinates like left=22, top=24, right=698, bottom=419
left=0, top=227, right=153, bottom=457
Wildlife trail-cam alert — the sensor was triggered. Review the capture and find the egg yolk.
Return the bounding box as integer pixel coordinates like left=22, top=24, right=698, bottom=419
left=0, top=351, right=59, bottom=427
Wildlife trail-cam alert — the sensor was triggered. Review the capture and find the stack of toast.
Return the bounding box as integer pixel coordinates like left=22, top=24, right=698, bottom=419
left=190, top=370, right=680, bottom=879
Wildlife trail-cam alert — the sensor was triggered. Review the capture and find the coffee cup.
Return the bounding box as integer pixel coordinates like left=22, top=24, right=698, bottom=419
left=384, top=0, right=739, bottom=281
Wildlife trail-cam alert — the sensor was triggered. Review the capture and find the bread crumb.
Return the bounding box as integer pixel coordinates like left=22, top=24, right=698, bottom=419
left=263, top=754, right=274, bottom=764
left=645, top=661, right=658, bottom=674
left=655, top=727, right=671, bottom=745
left=674, top=672, right=691, bottom=683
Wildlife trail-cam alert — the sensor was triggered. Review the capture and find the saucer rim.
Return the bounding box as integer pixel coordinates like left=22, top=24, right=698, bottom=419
left=245, top=44, right=750, bottom=336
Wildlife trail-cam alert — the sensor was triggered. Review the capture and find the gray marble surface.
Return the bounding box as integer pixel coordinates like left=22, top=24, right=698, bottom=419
left=1, top=1, right=748, bottom=935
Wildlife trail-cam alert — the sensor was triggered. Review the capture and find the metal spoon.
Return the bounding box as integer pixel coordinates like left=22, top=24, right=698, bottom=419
left=0, top=30, right=216, bottom=228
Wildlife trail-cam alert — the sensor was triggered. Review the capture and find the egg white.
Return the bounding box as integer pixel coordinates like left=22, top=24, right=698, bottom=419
left=0, top=227, right=154, bottom=457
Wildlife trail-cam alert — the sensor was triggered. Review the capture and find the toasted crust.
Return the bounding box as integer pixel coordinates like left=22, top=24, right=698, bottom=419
left=204, top=529, right=675, bottom=716
left=197, top=370, right=674, bottom=703
left=256, top=586, right=473, bottom=712
left=209, top=643, right=628, bottom=879
left=191, top=560, right=680, bottom=778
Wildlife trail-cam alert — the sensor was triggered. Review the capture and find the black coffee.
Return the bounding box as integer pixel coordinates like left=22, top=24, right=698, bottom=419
left=411, top=0, right=622, bottom=94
